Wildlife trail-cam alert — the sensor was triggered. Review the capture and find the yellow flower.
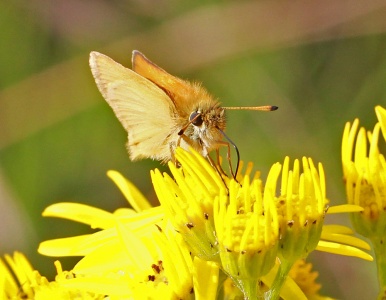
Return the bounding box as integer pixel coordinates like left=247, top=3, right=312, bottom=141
left=342, top=116, right=386, bottom=236
left=212, top=166, right=279, bottom=298
left=1, top=251, right=44, bottom=299
left=287, top=259, right=335, bottom=300
left=223, top=259, right=334, bottom=300
left=41, top=213, right=200, bottom=299
left=39, top=171, right=218, bottom=299
left=276, top=157, right=326, bottom=261
left=266, top=156, right=370, bottom=299
left=342, top=105, right=386, bottom=297
left=0, top=252, right=100, bottom=300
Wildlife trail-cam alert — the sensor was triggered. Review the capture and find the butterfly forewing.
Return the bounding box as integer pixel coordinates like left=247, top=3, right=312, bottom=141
left=89, top=51, right=177, bottom=162
left=132, top=51, right=194, bottom=108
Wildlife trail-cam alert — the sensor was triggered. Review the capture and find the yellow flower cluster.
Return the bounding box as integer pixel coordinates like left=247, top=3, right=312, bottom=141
left=28, top=147, right=370, bottom=299
left=7, top=105, right=386, bottom=299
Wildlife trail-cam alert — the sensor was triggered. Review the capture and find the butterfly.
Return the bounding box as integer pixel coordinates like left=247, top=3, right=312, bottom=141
left=89, top=50, right=277, bottom=177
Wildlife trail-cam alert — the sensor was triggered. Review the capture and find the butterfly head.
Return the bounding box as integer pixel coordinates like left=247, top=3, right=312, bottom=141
left=185, top=101, right=226, bottom=152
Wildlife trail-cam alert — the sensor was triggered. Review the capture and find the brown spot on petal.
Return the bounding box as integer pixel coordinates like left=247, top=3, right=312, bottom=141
left=152, top=264, right=161, bottom=274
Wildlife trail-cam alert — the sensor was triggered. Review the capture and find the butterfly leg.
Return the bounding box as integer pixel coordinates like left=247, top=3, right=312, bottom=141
left=205, top=153, right=230, bottom=191
left=176, top=133, right=228, bottom=182
left=215, top=148, right=228, bottom=177
left=176, top=133, right=198, bottom=152
left=173, top=134, right=196, bottom=167
left=216, top=141, right=239, bottom=180
left=169, top=142, right=180, bottom=167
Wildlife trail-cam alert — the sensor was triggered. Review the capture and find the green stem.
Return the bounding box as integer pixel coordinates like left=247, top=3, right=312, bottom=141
left=268, top=260, right=293, bottom=300
left=216, top=270, right=228, bottom=299
left=237, top=278, right=264, bottom=300
left=373, top=237, right=386, bottom=299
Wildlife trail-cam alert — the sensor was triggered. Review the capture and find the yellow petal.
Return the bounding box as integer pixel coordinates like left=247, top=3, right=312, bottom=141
left=193, top=257, right=219, bottom=300
left=316, top=241, right=373, bottom=261
left=375, top=105, right=386, bottom=142
left=58, top=275, right=133, bottom=296
left=114, top=206, right=164, bottom=232
left=115, top=222, right=154, bottom=269
left=322, top=225, right=353, bottom=235
left=73, top=226, right=152, bottom=274
left=42, top=203, right=115, bottom=229
left=320, top=232, right=370, bottom=250
left=327, top=204, right=363, bottom=214
left=73, top=241, right=132, bottom=274
left=262, top=263, right=307, bottom=300
left=107, top=170, right=152, bottom=212
left=38, top=235, right=91, bottom=257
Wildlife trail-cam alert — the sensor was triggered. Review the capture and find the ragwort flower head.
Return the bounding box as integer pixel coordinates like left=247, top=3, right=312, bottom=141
left=38, top=171, right=219, bottom=299
left=342, top=105, right=386, bottom=297
left=342, top=107, right=386, bottom=238
left=0, top=252, right=100, bottom=300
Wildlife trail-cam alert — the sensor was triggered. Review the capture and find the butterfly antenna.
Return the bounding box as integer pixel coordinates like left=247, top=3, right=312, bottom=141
left=223, top=105, right=278, bottom=111
left=217, top=128, right=240, bottom=179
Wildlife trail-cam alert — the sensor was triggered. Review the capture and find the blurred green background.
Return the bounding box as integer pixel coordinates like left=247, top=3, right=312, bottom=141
left=1, top=0, right=385, bottom=298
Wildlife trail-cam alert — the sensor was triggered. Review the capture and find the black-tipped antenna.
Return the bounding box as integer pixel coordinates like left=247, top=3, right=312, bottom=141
left=217, top=128, right=240, bottom=179
left=223, top=105, right=278, bottom=111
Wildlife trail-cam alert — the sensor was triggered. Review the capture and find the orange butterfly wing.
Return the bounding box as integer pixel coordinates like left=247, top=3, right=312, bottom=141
left=132, top=51, right=197, bottom=113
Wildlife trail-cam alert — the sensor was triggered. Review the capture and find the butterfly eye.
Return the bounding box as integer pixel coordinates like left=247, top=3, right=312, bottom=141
left=189, top=112, right=203, bottom=126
